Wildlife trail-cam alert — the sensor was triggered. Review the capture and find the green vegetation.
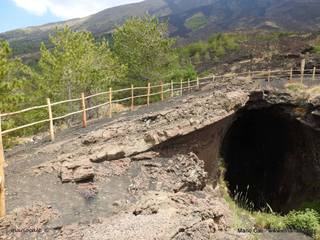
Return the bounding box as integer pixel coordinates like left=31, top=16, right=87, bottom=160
left=0, top=40, right=31, bottom=113
left=184, top=12, right=208, bottom=31
left=0, top=40, right=34, bottom=144
left=253, top=209, right=320, bottom=237
left=10, top=38, right=46, bottom=57
left=313, top=39, right=320, bottom=54
left=38, top=27, right=126, bottom=103
left=285, top=83, right=307, bottom=92
left=219, top=159, right=320, bottom=239
left=285, top=209, right=319, bottom=235
left=178, top=33, right=242, bottom=65
left=178, top=31, right=296, bottom=67
left=254, top=31, right=295, bottom=41
left=313, top=45, right=320, bottom=54
left=0, top=15, right=197, bottom=145
left=253, top=212, right=286, bottom=230
left=114, top=15, right=194, bottom=85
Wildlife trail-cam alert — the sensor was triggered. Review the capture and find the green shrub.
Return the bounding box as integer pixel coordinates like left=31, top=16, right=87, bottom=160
left=184, top=12, right=208, bottom=31
left=285, top=209, right=319, bottom=235
left=253, top=209, right=320, bottom=237
left=253, top=32, right=294, bottom=42
left=313, top=44, right=320, bottom=54
left=186, top=41, right=208, bottom=57
left=178, top=33, right=242, bottom=65
left=254, top=212, right=286, bottom=230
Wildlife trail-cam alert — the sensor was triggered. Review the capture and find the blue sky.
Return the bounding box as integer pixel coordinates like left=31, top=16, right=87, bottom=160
left=0, top=0, right=144, bottom=33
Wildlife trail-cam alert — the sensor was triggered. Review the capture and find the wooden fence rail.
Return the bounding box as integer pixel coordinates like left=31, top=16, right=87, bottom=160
left=0, top=68, right=312, bottom=139
left=0, top=62, right=319, bottom=217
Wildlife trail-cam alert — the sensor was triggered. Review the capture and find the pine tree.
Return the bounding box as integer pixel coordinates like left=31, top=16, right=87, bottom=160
left=0, top=40, right=30, bottom=113
left=113, top=15, right=188, bottom=84
left=38, top=27, right=127, bottom=102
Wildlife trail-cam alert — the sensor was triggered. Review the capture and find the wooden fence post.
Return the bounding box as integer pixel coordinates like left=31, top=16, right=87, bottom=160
left=47, top=98, right=54, bottom=141
left=81, top=93, right=87, bottom=128
left=301, top=59, right=306, bottom=83
left=313, top=67, right=316, bottom=81
left=171, top=81, right=174, bottom=98
left=0, top=114, right=5, bottom=218
left=147, top=83, right=151, bottom=106
left=160, top=81, right=164, bottom=101
left=131, top=84, right=134, bottom=111
left=289, top=68, right=293, bottom=82
left=212, top=74, right=215, bottom=81
left=187, top=79, right=190, bottom=92
left=197, top=76, right=200, bottom=89
left=109, top=88, right=112, bottom=118
left=180, top=79, right=183, bottom=95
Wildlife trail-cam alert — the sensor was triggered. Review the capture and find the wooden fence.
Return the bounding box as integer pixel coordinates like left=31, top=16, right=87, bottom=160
left=0, top=70, right=295, bottom=138
left=0, top=61, right=319, bottom=217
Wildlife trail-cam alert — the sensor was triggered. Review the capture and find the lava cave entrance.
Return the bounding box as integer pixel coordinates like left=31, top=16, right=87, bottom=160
left=221, top=106, right=320, bottom=213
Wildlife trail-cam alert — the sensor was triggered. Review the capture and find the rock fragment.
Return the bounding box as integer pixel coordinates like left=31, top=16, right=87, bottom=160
left=131, top=151, right=160, bottom=161
left=59, top=157, right=95, bottom=183
left=73, top=166, right=94, bottom=182
left=90, top=146, right=125, bottom=163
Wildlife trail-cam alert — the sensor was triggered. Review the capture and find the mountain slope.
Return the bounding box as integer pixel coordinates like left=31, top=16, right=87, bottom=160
left=1, top=0, right=320, bottom=57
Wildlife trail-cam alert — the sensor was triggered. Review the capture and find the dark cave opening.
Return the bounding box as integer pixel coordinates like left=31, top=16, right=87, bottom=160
left=221, top=106, right=320, bottom=213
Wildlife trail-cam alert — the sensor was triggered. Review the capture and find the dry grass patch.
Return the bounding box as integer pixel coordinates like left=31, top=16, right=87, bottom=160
left=307, top=86, right=320, bottom=96
left=285, top=82, right=307, bottom=93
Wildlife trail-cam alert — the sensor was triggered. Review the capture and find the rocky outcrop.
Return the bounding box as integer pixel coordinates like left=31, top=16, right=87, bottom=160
left=90, top=145, right=126, bottom=163
left=59, top=157, right=94, bottom=183
left=131, top=151, right=160, bottom=161
left=32, top=86, right=250, bottom=184
left=128, top=152, right=207, bottom=194
left=167, top=153, right=207, bottom=192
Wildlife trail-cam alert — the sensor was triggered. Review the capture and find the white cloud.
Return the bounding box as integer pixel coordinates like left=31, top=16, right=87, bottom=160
left=12, top=0, right=144, bottom=19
